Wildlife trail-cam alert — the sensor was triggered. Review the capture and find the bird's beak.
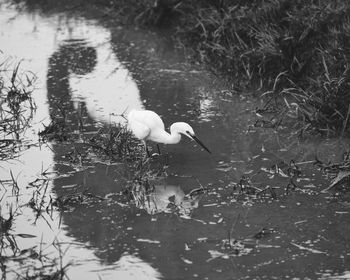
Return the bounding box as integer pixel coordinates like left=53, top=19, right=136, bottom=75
left=189, top=133, right=211, bottom=154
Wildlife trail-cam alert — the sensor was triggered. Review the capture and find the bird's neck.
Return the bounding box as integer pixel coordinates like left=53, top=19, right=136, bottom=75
left=162, top=130, right=181, bottom=144
left=154, top=122, right=183, bottom=144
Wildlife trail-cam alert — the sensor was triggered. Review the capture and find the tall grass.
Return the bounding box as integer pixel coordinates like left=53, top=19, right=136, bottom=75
left=170, top=0, right=350, bottom=136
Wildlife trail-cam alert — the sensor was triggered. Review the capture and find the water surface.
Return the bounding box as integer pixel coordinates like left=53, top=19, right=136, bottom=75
left=0, top=2, right=350, bottom=279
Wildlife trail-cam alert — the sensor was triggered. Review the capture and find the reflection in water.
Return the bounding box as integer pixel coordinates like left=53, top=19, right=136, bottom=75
left=133, top=183, right=200, bottom=217
left=47, top=42, right=97, bottom=129
left=69, top=253, right=162, bottom=280
left=69, top=41, right=143, bottom=125
left=47, top=16, right=143, bottom=129
left=110, top=253, right=162, bottom=280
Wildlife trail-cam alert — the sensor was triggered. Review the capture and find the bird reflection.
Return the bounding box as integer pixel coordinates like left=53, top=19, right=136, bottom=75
left=133, top=182, right=202, bottom=217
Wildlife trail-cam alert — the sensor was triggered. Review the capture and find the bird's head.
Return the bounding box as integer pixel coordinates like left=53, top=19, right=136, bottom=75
left=170, top=122, right=211, bottom=153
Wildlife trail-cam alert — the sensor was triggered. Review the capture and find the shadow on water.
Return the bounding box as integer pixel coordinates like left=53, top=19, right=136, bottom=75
left=1, top=2, right=350, bottom=279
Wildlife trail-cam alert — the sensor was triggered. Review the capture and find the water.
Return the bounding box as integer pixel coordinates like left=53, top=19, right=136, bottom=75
left=0, top=1, right=350, bottom=279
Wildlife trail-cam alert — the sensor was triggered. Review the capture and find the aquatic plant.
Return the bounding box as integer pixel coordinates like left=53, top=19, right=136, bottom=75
left=0, top=55, right=36, bottom=160
left=87, top=124, right=141, bottom=161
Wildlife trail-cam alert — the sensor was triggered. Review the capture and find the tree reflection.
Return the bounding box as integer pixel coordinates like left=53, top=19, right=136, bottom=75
left=47, top=42, right=97, bottom=130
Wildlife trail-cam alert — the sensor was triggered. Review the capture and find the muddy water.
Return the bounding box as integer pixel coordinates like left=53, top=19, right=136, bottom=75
left=1, top=2, right=350, bottom=279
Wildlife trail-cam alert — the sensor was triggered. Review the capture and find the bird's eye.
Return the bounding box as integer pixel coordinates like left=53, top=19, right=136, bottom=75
left=186, top=130, right=190, bottom=134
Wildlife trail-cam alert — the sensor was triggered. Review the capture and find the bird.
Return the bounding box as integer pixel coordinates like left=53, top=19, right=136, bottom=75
left=127, top=109, right=211, bottom=155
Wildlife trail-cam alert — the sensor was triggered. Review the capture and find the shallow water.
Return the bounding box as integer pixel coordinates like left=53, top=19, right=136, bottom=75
left=0, top=1, right=350, bottom=279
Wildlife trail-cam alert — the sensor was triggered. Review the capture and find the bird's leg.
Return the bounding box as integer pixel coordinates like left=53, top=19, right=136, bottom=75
left=157, top=144, right=161, bottom=155
left=163, top=153, right=169, bottom=167
left=142, top=140, right=151, bottom=157
left=146, top=147, right=151, bottom=157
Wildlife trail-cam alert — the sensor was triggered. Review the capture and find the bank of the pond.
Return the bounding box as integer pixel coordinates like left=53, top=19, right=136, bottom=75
left=11, top=0, right=350, bottom=137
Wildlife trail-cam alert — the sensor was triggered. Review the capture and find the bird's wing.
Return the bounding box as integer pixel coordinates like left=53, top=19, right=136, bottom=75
left=128, top=110, right=165, bottom=129
left=128, top=119, right=151, bottom=140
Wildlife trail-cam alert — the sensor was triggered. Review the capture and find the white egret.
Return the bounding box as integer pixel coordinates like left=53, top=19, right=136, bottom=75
left=127, top=109, right=211, bottom=154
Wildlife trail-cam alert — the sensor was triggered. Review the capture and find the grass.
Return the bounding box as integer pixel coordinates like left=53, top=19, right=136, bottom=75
left=170, top=0, right=350, bottom=136
left=0, top=55, right=36, bottom=160
left=39, top=118, right=147, bottom=163
left=0, top=55, right=98, bottom=279
left=0, top=54, right=39, bottom=277
left=141, top=0, right=350, bottom=136
left=0, top=200, right=70, bottom=280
